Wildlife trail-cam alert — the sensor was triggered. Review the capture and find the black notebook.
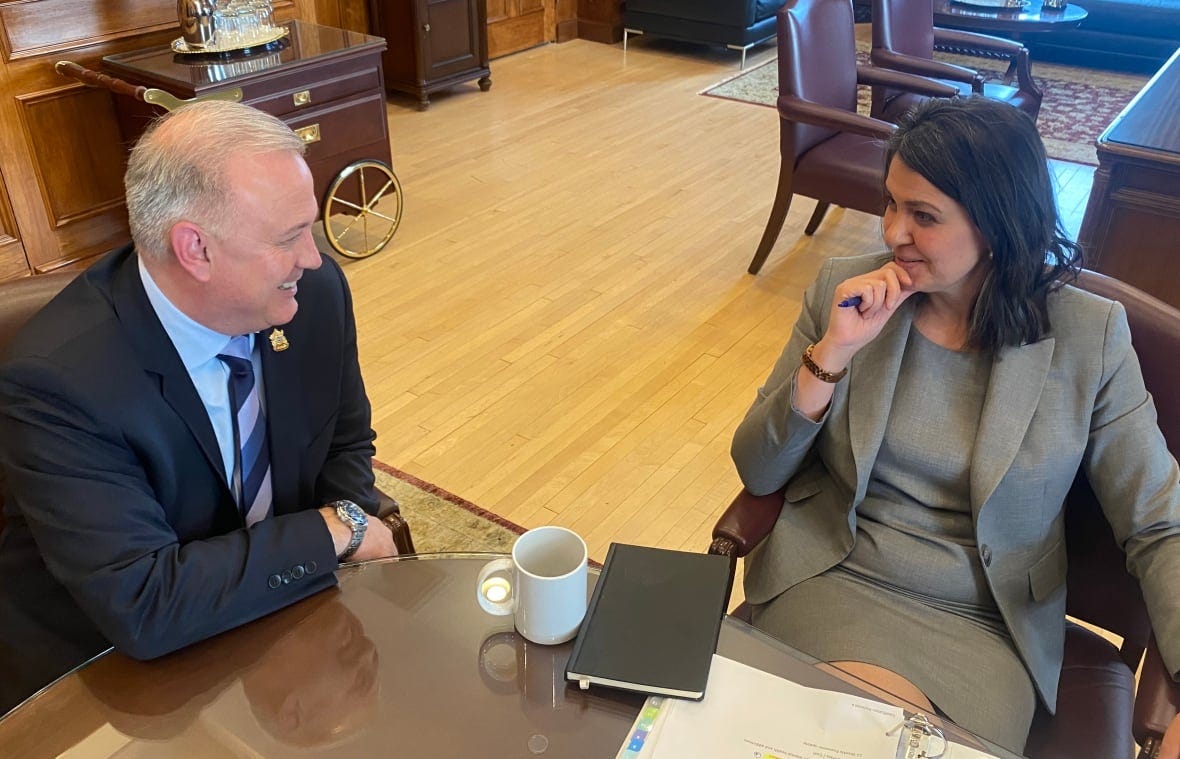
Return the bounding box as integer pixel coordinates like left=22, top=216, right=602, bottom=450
left=565, top=543, right=732, bottom=700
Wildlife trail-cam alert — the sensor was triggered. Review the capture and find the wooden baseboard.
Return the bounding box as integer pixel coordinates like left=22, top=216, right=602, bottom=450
left=556, top=19, right=578, bottom=42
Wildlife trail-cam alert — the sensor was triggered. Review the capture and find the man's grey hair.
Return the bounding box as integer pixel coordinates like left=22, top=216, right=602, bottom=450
left=124, top=100, right=307, bottom=259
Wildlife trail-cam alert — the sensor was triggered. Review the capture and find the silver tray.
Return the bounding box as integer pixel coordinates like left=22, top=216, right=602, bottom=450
left=171, top=26, right=288, bottom=55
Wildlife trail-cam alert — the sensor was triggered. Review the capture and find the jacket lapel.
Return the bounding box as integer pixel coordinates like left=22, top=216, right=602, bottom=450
left=259, top=328, right=304, bottom=516
left=969, top=337, right=1056, bottom=519
left=848, top=303, right=915, bottom=502
left=109, top=250, right=232, bottom=497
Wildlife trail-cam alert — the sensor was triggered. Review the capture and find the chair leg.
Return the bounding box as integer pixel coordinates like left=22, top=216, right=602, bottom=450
left=748, top=160, right=796, bottom=275
left=804, top=202, right=830, bottom=236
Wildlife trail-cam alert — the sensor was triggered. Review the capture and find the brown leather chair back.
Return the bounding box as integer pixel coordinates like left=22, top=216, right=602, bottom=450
left=777, top=0, right=860, bottom=158
left=0, top=271, right=76, bottom=529
left=0, top=273, right=74, bottom=353
left=868, top=0, right=1041, bottom=122
left=872, top=0, right=936, bottom=58
left=1062, top=270, right=1180, bottom=664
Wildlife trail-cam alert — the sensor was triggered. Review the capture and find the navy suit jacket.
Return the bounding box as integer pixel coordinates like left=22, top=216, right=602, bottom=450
left=0, top=244, right=378, bottom=713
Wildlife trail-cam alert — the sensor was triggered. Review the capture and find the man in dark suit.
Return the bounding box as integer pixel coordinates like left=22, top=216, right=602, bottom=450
left=0, top=100, right=396, bottom=714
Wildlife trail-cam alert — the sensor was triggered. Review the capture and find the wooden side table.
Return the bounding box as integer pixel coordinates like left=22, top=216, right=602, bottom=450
left=367, top=0, right=492, bottom=110
left=932, top=0, right=1088, bottom=35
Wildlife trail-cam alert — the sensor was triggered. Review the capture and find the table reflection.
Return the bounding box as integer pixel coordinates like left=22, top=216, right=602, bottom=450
left=241, top=598, right=379, bottom=746
left=0, top=555, right=1018, bottom=758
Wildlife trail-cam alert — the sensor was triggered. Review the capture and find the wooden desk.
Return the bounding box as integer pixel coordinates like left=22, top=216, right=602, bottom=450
left=0, top=555, right=1019, bottom=757
left=1078, top=48, right=1180, bottom=310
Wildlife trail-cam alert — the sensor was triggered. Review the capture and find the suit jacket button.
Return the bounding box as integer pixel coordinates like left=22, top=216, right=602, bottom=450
left=268, top=574, right=282, bottom=589
left=282, top=570, right=293, bottom=584
left=292, top=564, right=305, bottom=580
left=305, top=561, right=318, bottom=574
left=980, top=544, right=992, bottom=567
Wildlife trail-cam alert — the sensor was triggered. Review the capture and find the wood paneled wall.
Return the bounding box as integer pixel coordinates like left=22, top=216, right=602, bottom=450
left=0, top=0, right=307, bottom=281
left=313, top=0, right=370, bottom=33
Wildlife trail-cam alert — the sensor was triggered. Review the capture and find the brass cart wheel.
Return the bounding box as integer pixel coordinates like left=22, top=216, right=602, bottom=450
left=322, top=159, right=402, bottom=259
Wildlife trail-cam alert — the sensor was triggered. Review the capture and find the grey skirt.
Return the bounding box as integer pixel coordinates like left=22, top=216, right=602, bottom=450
left=750, top=567, right=1037, bottom=754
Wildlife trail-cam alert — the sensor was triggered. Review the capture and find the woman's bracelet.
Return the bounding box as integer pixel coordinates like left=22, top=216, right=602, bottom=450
left=801, top=343, right=848, bottom=383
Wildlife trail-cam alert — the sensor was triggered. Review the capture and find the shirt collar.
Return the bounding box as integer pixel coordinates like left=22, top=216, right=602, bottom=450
left=138, top=255, right=251, bottom=369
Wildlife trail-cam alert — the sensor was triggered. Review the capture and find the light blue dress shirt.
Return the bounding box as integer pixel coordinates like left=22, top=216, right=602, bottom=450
left=138, top=257, right=266, bottom=488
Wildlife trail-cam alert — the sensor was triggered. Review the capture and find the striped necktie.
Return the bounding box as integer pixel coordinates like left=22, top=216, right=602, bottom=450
left=217, top=335, right=272, bottom=526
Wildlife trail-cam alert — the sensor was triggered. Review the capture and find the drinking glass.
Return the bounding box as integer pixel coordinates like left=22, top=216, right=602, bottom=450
left=235, top=7, right=258, bottom=44
left=213, top=8, right=239, bottom=48
left=252, top=0, right=275, bottom=32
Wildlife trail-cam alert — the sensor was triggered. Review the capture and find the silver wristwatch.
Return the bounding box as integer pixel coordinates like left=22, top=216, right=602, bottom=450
left=332, top=500, right=368, bottom=561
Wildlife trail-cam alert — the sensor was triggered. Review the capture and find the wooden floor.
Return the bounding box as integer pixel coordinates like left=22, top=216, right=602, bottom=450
left=337, top=35, right=1094, bottom=569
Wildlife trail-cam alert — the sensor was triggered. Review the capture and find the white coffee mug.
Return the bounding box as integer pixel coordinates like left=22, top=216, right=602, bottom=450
left=475, top=526, right=589, bottom=645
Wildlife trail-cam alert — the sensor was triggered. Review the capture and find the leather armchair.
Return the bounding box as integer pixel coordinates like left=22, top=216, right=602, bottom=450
left=869, top=0, right=1042, bottom=123
left=709, top=270, right=1180, bottom=757
left=0, top=271, right=414, bottom=555
left=748, top=0, right=958, bottom=275
left=0, top=271, right=75, bottom=535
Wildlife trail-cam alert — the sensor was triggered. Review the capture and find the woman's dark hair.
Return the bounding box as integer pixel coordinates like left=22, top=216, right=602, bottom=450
left=884, top=96, right=1081, bottom=350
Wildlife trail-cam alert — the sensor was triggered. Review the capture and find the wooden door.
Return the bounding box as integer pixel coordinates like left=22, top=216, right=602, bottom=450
left=486, top=0, right=551, bottom=58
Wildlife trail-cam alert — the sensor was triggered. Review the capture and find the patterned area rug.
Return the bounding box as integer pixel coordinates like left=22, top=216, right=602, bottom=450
left=373, top=460, right=525, bottom=553
left=701, top=44, right=1150, bottom=165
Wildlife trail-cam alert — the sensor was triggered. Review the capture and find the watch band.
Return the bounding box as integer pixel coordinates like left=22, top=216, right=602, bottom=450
left=801, top=343, right=848, bottom=383
left=332, top=500, right=367, bottom=561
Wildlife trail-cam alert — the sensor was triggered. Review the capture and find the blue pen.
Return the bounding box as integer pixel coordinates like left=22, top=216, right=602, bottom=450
left=838, top=296, right=862, bottom=308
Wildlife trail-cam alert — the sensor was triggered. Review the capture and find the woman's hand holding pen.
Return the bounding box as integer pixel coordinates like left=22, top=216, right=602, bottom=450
left=816, top=261, right=916, bottom=365
left=792, top=262, right=915, bottom=421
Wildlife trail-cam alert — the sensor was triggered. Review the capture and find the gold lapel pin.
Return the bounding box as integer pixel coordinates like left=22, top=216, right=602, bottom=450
left=268, top=328, right=290, bottom=352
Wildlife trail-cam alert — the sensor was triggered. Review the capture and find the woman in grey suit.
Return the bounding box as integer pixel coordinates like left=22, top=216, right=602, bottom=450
left=732, top=97, right=1180, bottom=754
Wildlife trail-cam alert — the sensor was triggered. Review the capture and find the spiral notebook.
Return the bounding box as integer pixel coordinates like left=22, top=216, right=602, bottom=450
left=564, top=543, right=732, bottom=700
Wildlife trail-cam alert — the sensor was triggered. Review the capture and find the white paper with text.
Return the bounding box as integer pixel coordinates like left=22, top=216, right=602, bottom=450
left=644, top=654, right=907, bottom=759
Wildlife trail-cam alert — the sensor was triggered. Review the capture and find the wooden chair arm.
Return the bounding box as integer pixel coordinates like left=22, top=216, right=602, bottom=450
left=869, top=49, right=982, bottom=89
left=778, top=95, right=896, bottom=141
left=856, top=62, right=963, bottom=97
left=375, top=487, right=416, bottom=555
left=708, top=487, right=786, bottom=558
left=1134, top=636, right=1180, bottom=757
left=932, top=28, right=1040, bottom=101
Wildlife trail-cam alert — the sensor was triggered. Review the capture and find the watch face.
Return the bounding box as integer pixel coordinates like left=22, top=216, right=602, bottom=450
left=336, top=500, right=368, bottom=527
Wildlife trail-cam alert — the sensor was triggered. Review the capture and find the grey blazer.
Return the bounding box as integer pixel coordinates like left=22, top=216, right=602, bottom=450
left=732, top=253, right=1180, bottom=712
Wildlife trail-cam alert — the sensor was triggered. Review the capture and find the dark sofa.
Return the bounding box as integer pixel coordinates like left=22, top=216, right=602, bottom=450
left=622, top=0, right=789, bottom=67
left=1024, top=0, right=1180, bottom=73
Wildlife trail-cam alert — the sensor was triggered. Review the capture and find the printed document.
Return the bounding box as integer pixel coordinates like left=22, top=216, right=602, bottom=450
left=628, top=655, right=1002, bottom=759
